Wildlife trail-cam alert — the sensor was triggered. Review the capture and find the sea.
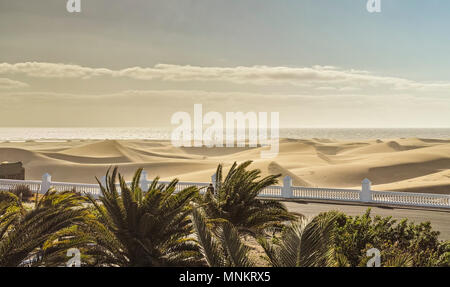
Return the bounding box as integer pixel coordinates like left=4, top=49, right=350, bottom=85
left=0, top=128, right=449, bottom=141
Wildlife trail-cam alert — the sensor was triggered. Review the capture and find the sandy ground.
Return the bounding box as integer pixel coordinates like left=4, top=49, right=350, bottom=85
left=0, top=138, right=448, bottom=195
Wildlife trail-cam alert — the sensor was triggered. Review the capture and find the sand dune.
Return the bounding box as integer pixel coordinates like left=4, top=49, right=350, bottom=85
left=339, top=141, right=405, bottom=154
left=0, top=138, right=448, bottom=195
left=373, top=169, right=450, bottom=194
left=267, top=161, right=312, bottom=187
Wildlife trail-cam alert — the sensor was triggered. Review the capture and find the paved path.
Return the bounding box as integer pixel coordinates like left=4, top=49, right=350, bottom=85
left=284, top=201, right=450, bottom=240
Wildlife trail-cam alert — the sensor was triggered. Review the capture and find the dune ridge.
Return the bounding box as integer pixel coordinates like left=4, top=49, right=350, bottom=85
left=0, top=138, right=448, bottom=195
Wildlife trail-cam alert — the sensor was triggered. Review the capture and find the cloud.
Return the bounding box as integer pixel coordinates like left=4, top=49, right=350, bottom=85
left=0, top=62, right=111, bottom=79
left=1, top=62, right=450, bottom=93
left=0, top=78, right=28, bottom=90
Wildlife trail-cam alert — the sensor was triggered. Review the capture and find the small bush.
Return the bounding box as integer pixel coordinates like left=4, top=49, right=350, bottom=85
left=327, top=209, right=450, bottom=267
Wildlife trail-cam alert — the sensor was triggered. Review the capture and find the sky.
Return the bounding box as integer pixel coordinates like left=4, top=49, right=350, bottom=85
left=0, top=0, right=449, bottom=128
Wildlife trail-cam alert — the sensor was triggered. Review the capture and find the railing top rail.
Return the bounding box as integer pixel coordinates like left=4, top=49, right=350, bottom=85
left=292, top=185, right=360, bottom=192
left=124, top=180, right=209, bottom=185
left=51, top=181, right=99, bottom=187
left=0, top=179, right=41, bottom=184
left=372, top=189, right=450, bottom=199
left=176, top=181, right=209, bottom=186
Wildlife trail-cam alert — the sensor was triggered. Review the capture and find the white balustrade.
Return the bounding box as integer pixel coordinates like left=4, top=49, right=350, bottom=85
left=0, top=173, right=448, bottom=209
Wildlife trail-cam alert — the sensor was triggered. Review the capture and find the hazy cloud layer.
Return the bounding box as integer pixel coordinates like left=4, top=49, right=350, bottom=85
left=1, top=62, right=450, bottom=93
left=0, top=62, right=448, bottom=127
left=0, top=78, right=28, bottom=90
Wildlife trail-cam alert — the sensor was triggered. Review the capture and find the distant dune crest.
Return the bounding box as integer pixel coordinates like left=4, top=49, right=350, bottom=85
left=0, top=137, right=448, bottom=195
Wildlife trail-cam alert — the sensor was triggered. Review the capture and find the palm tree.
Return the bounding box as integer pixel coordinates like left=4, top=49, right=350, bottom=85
left=84, top=167, right=203, bottom=267
left=0, top=189, right=90, bottom=267
left=258, top=211, right=339, bottom=267
left=191, top=208, right=254, bottom=267
left=200, top=161, right=296, bottom=236
left=383, top=253, right=414, bottom=267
